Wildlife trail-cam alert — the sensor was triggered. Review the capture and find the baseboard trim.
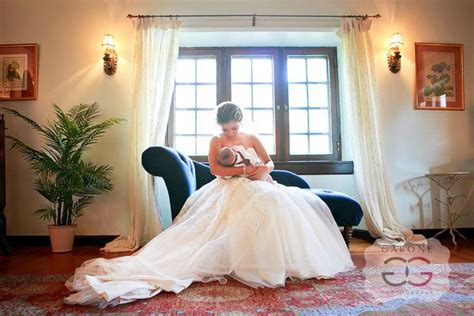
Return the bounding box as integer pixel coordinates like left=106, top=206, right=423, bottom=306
left=7, top=235, right=119, bottom=247
left=7, top=228, right=474, bottom=248
left=353, top=228, right=474, bottom=242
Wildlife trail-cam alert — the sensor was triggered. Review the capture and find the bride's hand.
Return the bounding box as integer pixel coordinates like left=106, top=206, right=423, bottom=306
left=247, top=165, right=269, bottom=181
left=245, top=165, right=257, bottom=179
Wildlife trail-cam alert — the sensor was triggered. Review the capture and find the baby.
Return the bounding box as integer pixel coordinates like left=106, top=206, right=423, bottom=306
left=217, top=146, right=274, bottom=183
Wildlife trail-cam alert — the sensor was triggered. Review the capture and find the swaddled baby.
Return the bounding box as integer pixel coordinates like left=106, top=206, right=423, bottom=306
left=217, top=146, right=273, bottom=183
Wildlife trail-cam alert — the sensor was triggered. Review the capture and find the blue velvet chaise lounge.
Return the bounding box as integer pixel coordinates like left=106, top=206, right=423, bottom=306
left=142, top=146, right=363, bottom=245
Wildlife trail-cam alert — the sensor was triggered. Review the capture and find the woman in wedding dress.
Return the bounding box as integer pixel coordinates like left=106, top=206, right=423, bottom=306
left=64, top=102, right=354, bottom=307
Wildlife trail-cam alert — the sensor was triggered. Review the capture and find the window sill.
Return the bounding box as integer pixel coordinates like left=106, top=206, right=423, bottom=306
left=273, top=160, right=354, bottom=175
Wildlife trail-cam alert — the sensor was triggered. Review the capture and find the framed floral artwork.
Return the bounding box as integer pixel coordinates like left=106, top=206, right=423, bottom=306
left=414, top=43, right=464, bottom=110
left=0, top=43, right=39, bottom=101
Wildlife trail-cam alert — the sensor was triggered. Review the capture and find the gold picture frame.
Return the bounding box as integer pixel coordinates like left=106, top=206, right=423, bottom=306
left=414, top=43, right=464, bottom=110
left=0, top=43, right=39, bottom=101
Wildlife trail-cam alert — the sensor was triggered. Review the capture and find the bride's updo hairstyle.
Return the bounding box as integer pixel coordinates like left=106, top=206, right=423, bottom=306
left=216, top=101, right=243, bottom=125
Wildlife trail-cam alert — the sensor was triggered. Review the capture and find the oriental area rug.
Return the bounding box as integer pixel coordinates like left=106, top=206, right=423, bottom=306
left=0, top=263, right=473, bottom=315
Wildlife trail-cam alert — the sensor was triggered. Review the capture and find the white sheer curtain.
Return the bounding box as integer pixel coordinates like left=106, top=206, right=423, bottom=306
left=339, top=18, right=423, bottom=246
left=102, top=18, right=182, bottom=252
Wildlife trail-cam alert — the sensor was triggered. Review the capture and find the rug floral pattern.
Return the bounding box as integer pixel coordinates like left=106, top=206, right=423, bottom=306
left=0, top=263, right=473, bottom=315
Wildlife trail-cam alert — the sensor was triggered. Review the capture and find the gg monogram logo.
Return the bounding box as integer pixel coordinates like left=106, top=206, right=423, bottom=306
left=381, top=256, right=433, bottom=287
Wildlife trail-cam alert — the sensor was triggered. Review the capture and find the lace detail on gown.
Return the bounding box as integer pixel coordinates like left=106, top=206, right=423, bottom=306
left=64, top=147, right=355, bottom=308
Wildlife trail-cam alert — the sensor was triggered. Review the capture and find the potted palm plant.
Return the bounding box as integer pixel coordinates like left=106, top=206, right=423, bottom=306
left=3, top=103, right=123, bottom=252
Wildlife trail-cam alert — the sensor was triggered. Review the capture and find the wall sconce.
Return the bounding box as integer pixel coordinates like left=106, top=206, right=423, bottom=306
left=102, top=34, right=117, bottom=75
left=387, top=33, right=403, bottom=73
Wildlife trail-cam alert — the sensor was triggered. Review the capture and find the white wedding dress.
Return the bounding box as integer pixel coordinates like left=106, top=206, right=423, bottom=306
left=65, top=147, right=354, bottom=307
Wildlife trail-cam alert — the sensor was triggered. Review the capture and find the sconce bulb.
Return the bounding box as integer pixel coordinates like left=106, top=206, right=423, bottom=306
left=389, top=33, right=403, bottom=50
left=102, top=34, right=115, bottom=49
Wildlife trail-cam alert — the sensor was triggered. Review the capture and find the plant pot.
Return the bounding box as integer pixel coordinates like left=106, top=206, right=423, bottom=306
left=47, top=224, right=76, bottom=253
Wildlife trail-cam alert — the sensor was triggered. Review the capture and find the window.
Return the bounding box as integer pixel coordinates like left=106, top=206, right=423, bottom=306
left=173, top=55, right=218, bottom=154
left=231, top=54, right=276, bottom=154
left=167, top=47, right=353, bottom=174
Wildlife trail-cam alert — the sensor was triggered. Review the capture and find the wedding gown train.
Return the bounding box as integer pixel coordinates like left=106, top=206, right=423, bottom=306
left=65, top=149, right=354, bottom=307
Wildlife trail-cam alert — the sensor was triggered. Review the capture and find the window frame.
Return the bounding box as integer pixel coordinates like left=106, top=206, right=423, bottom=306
left=167, top=47, right=353, bottom=175
left=282, top=48, right=340, bottom=162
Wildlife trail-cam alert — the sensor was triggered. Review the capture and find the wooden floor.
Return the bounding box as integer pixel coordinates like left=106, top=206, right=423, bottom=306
left=1, top=238, right=473, bottom=275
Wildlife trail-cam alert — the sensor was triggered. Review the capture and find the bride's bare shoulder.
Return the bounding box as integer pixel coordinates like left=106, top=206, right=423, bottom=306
left=210, top=135, right=223, bottom=145
left=239, top=132, right=254, bottom=138
left=240, top=132, right=258, bottom=141
left=239, top=133, right=258, bottom=147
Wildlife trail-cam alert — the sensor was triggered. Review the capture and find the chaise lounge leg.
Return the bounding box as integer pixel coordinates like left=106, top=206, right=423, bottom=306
left=343, top=226, right=353, bottom=246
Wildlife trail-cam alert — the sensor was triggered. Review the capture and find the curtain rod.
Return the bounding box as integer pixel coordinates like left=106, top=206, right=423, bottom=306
left=127, top=13, right=380, bottom=27
left=127, top=13, right=381, bottom=23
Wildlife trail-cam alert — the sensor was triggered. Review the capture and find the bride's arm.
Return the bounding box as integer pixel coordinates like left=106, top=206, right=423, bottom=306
left=208, top=136, right=256, bottom=177
left=248, top=135, right=274, bottom=180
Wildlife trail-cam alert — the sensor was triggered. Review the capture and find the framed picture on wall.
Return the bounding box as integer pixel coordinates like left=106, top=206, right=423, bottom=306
left=0, top=43, right=39, bottom=101
left=415, top=43, right=464, bottom=110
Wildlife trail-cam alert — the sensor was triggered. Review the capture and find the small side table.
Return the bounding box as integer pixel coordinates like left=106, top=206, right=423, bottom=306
left=425, top=172, right=470, bottom=245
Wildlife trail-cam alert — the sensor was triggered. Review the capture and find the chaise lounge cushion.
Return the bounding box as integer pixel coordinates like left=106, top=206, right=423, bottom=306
left=311, top=189, right=363, bottom=227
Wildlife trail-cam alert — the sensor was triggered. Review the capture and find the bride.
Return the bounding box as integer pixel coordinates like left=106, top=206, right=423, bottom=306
left=64, top=102, right=354, bottom=307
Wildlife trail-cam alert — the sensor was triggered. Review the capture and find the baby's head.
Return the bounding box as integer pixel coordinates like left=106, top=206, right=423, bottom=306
left=217, top=147, right=237, bottom=167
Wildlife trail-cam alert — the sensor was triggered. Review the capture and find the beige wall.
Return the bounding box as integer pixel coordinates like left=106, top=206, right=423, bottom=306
left=1, top=0, right=473, bottom=235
